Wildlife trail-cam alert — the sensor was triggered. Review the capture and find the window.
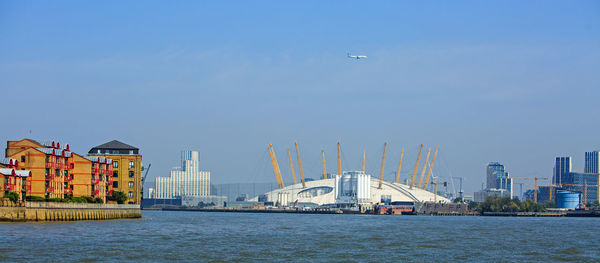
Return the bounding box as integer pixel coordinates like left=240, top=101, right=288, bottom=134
left=97, top=149, right=101, bottom=154
left=129, top=150, right=134, bottom=155
left=128, top=181, right=134, bottom=188
left=21, top=156, right=25, bottom=162
left=128, top=161, right=134, bottom=169
left=129, top=171, right=134, bottom=178
left=113, top=181, right=118, bottom=188
left=45, top=156, right=49, bottom=162
left=113, top=161, right=118, bottom=168
left=128, top=192, right=133, bottom=198
left=113, top=171, right=118, bottom=177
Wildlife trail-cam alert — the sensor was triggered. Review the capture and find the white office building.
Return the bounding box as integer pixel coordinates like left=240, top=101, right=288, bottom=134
left=154, top=151, right=211, bottom=199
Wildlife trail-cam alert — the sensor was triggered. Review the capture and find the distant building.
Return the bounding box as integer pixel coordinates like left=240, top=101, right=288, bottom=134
left=567, top=173, right=598, bottom=204
left=474, top=188, right=511, bottom=202
left=584, top=151, right=600, bottom=174
left=88, top=140, right=142, bottom=204
left=553, top=157, right=572, bottom=185
left=154, top=151, right=210, bottom=199
left=486, top=162, right=512, bottom=197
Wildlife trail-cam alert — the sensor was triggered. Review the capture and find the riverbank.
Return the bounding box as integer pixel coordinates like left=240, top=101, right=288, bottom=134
left=0, top=199, right=141, bottom=221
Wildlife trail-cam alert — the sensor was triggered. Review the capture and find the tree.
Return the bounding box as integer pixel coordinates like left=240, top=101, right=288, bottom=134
left=4, top=192, right=20, bottom=202
left=108, top=191, right=127, bottom=204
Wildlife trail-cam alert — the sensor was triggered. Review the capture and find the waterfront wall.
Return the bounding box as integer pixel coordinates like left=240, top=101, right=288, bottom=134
left=0, top=199, right=141, bottom=222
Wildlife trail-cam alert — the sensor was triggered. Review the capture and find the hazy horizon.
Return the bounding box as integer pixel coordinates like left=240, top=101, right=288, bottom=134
left=1, top=1, right=599, bottom=195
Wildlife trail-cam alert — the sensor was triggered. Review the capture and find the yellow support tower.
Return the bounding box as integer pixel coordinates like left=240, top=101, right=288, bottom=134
left=295, top=141, right=306, bottom=188
left=423, top=146, right=439, bottom=190
left=394, top=149, right=404, bottom=183
left=409, top=144, right=424, bottom=189
left=337, top=142, right=342, bottom=176
left=322, top=150, right=327, bottom=179
left=287, top=148, right=297, bottom=185
left=417, top=148, right=431, bottom=189
left=362, top=150, right=366, bottom=173
left=378, top=142, right=387, bottom=189
left=268, top=144, right=284, bottom=188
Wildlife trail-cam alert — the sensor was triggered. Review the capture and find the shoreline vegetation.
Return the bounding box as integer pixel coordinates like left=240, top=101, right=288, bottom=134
left=3, top=191, right=128, bottom=204
left=465, top=196, right=600, bottom=215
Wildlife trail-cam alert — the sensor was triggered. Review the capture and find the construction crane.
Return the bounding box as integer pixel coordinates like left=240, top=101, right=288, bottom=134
left=512, top=176, right=549, bottom=203
left=417, top=148, right=431, bottom=188
left=451, top=176, right=464, bottom=199
left=378, top=142, right=387, bottom=189
left=422, top=146, right=439, bottom=190
left=294, top=141, right=306, bottom=188
left=409, top=144, right=423, bottom=189
left=268, top=144, right=285, bottom=188
left=337, top=142, right=342, bottom=176
left=140, top=163, right=151, bottom=201
left=287, top=148, right=297, bottom=185
left=394, top=149, right=404, bottom=183
left=322, top=150, right=327, bottom=179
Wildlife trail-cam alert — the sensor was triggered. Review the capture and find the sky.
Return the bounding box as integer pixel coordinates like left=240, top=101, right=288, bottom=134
left=1, top=1, right=599, bottom=196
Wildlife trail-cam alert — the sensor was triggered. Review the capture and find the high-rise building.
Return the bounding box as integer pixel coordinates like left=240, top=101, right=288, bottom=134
left=486, top=162, right=512, bottom=196
left=154, top=151, right=210, bottom=199
left=584, top=151, right=600, bottom=174
left=553, top=157, right=572, bottom=185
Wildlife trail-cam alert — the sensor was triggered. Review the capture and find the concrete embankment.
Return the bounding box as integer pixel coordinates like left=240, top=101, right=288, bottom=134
left=0, top=199, right=141, bottom=222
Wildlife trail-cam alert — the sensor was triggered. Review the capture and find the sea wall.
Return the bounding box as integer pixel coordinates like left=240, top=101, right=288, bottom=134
left=0, top=199, right=141, bottom=222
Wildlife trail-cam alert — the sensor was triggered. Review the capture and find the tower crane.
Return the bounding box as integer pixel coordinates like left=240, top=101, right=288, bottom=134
left=140, top=163, right=151, bottom=201
left=512, top=176, right=549, bottom=203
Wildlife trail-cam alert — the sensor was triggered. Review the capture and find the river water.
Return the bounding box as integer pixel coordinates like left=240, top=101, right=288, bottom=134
left=1, top=211, right=599, bottom=262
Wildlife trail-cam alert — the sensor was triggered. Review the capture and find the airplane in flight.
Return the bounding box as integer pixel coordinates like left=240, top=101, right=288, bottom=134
left=347, top=53, right=367, bottom=59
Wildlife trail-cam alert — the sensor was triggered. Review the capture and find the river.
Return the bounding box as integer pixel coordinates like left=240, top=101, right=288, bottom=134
left=1, top=211, right=599, bottom=262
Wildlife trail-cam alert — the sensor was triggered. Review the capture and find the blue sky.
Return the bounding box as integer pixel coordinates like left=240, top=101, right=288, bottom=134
left=1, top=1, right=599, bottom=195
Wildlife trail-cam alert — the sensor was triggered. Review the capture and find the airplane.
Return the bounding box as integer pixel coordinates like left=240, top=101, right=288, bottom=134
left=347, top=53, right=367, bottom=59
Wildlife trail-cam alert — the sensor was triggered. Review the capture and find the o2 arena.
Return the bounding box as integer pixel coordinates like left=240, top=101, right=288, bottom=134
left=250, top=142, right=449, bottom=208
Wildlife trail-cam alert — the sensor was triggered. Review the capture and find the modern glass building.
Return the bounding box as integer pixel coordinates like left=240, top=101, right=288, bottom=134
left=154, top=151, right=210, bottom=199
left=584, top=151, right=600, bottom=174
left=486, top=162, right=512, bottom=197
left=553, top=157, right=572, bottom=185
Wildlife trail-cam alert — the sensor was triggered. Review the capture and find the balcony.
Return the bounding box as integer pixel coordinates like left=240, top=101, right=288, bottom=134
left=22, top=185, right=31, bottom=191
left=46, top=162, right=54, bottom=168
left=45, top=186, right=54, bottom=193
left=45, top=174, right=55, bottom=180
left=5, top=183, right=15, bottom=191
left=64, top=188, right=73, bottom=194
left=91, top=178, right=99, bottom=184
